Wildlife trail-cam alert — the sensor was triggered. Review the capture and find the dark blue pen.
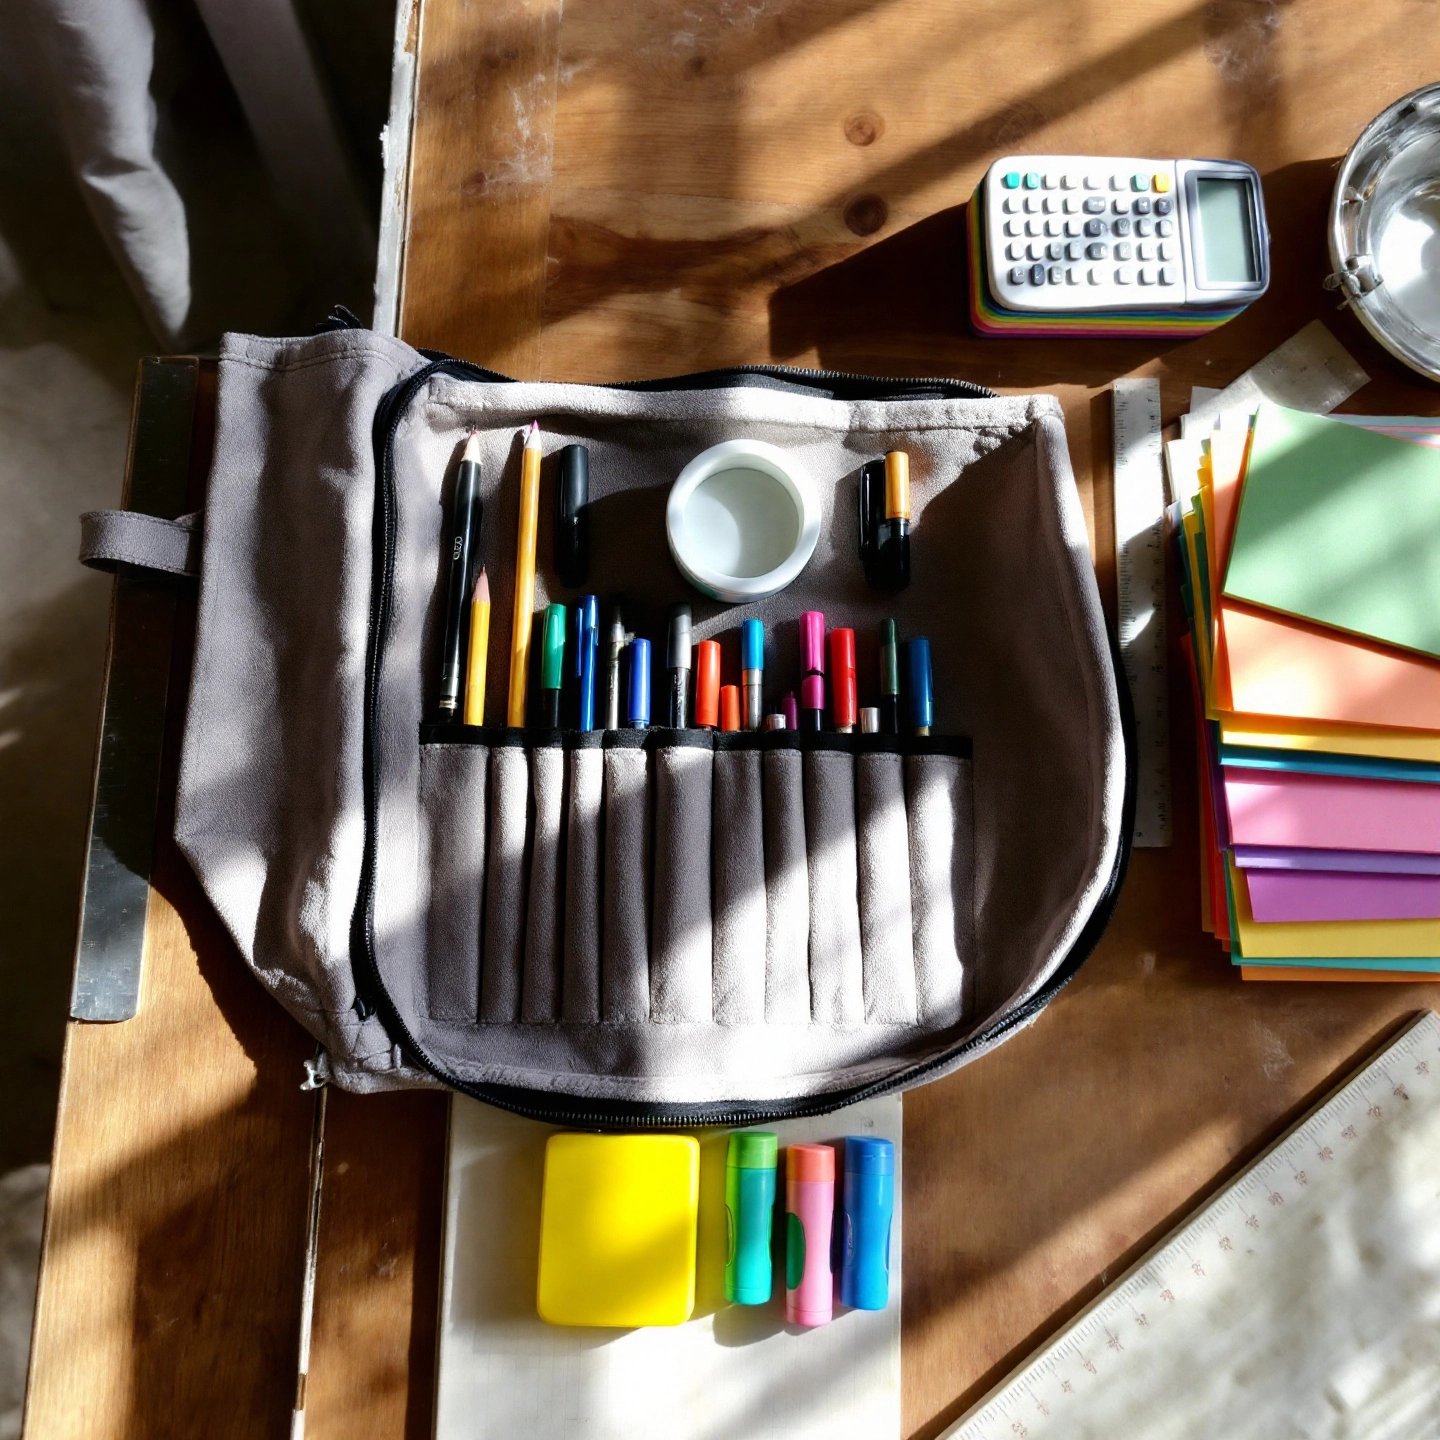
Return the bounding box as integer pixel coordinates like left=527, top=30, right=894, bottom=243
left=577, top=594, right=600, bottom=732
left=905, top=636, right=933, bottom=736
left=626, top=637, right=651, bottom=729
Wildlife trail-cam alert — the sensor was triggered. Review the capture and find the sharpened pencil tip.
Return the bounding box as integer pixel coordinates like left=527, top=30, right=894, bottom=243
left=462, top=430, right=483, bottom=463
left=475, top=566, right=489, bottom=602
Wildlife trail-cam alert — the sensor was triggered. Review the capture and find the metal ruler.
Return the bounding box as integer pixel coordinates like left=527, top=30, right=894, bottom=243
left=1186, top=319, right=1368, bottom=434
left=71, top=357, right=197, bottom=1021
left=1112, top=379, right=1171, bottom=848
left=945, top=1011, right=1440, bottom=1440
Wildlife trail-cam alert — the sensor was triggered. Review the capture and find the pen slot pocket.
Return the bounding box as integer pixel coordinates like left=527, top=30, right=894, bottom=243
left=802, top=749, right=865, bottom=1026
left=855, top=751, right=918, bottom=1024
left=417, top=742, right=487, bottom=1021
left=600, top=743, right=651, bottom=1022
left=761, top=747, right=811, bottom=1023
left=649, top=737, right=715, bottom=1023
left=561, top=744, right=604, bottom=1024
left=712, top=746, right=767, bottom=1025
left=906, top=753, right=976, bottom=1026
left=521, top=743, right=566, bottom=1023
left=480, top=744, right=531, bottom=1023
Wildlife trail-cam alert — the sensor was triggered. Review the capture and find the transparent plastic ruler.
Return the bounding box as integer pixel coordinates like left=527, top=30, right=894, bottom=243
left=944, top=1011, right=1440, bottom=1440
left=1112, top=378, right=1171, bottom=847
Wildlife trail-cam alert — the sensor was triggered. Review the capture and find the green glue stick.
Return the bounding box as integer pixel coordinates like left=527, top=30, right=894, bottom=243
left=724, top=1130, right=778, bottom=1305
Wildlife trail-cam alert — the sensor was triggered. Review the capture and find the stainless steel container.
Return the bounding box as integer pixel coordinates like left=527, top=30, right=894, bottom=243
left=1327, top=84, right=1440, bottom=384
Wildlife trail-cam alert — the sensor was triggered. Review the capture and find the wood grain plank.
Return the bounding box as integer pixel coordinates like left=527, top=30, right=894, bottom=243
left=26, top=364, right=320, bottom=1439
left=399, top=0, right=564, bottom=371
left=396, top=5, right=1440, bottom=1438
left=28, top=5, right=1440, bottom=1439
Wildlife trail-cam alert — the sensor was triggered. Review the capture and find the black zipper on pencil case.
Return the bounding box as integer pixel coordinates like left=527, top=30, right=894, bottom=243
left=348, top=350, right=1136, bottom=1128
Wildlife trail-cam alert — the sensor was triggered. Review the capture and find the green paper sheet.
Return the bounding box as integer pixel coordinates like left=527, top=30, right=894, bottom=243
left=1223, top=404, right=1440, bottom=660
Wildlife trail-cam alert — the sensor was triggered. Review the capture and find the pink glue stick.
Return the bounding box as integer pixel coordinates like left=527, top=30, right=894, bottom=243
left=785, top=1143, right=835, bottom=1326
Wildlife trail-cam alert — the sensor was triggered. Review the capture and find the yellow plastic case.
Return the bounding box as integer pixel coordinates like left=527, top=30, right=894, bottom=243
left=536, top=1132, right=699, bottom=1327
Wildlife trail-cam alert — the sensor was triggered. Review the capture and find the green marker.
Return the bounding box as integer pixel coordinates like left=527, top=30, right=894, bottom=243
left=724, top=1130, right=778, bottom=1305
left=540, top=602, right=567, bottom=727
left=880, top=619, right=900, bottom=735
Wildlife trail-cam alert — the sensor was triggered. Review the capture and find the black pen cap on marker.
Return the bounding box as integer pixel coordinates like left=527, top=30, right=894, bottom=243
left=555, top=443, right=590, bottom=587
left=858, top=459, right=884, bottom=583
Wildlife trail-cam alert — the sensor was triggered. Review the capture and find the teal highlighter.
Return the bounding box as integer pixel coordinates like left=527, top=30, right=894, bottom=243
left=724, top=1130, right=778, bottom=1304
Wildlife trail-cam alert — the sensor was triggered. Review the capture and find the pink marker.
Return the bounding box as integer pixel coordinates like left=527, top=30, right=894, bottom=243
left=785, top=1143, right=835, bottom=1327
left=798, top=611, right=826, bottom=732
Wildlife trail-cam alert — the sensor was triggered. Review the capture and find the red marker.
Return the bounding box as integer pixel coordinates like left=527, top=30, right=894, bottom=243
left=829, top=628, right=857, bottom=732
left=719, top=684, right=740, bottom=732
left=695, top=640, right=721, bottom=729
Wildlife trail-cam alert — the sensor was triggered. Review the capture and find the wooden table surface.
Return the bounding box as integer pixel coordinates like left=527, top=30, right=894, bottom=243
left=26, top=3, right=1440, bottom=1437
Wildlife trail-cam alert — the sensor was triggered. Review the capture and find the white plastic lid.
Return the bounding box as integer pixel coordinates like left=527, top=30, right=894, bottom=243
left=665, top=439, right=820, bottom=603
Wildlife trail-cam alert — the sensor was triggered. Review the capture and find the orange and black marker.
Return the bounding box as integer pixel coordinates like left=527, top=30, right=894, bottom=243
left=874, top=450, right=911, bottom=592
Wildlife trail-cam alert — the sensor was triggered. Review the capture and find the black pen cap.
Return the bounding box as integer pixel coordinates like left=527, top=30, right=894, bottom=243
left=859, top=459, right=884, bottom=581
left=555, top=443, right=590, bottom=587
left=666, top=603, right=693, bottom=670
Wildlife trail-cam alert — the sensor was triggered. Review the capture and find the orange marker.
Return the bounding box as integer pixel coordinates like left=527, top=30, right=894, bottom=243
left=719, top=684, right=740, bottom=732
left=695, top=640, right=721, bottom=728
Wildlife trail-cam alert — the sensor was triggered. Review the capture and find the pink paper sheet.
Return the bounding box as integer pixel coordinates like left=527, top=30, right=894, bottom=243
left=1246, top=868, right=1440, bottom=922
left=1223, top=768, right=1440, bottom=855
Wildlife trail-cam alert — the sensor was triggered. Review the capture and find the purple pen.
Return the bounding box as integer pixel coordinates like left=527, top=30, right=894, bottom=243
left=782, top=691, right=799, bottom=731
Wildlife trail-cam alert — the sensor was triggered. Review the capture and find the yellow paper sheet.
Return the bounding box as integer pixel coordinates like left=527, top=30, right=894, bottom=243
left=1219, top=718, right=1440, bottom=764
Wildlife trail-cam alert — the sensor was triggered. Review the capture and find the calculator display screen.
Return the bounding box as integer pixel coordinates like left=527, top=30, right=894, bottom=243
left=1194, top=178, right=1258, bottom=283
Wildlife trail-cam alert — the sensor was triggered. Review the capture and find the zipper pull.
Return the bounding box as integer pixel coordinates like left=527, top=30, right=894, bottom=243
left=300, top=1050, right=332, bottom=1090
left=313, top=304, right=365, bottom=334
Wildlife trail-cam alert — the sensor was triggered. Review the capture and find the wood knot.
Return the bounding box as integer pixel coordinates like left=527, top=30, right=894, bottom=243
left=844, top=111, right=883, bottom=146
left=843, top=193, right=888, bottom=236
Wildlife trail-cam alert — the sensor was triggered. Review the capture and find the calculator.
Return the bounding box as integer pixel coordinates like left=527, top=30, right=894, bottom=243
left=968, top=155, right=1270, bottom=337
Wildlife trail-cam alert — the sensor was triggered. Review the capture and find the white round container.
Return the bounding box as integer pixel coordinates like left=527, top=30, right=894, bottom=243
left=665, top=439, right=820, bottom=603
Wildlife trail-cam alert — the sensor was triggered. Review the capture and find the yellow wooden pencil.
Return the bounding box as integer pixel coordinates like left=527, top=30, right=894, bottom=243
left=507, top=420, right=542, bottom=726
left=463, top=567, right=490, bottom=725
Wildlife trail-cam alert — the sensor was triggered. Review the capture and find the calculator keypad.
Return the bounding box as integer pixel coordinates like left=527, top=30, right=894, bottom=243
left=987, top=157, right=1188, bottom=311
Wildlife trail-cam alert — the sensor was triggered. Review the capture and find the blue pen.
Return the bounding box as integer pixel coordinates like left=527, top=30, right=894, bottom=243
left=904, top=636, right=933, bottom=736
left=626, top=637, right=651, bottom=729
left=840, top=1137, right=894, bottom=1310
left=740, top=618, right=764, bottom=730
left=576, top=594, right=599, bottom=731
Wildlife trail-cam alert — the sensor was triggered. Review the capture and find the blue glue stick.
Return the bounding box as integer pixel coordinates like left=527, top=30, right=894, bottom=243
left=840, top=1136, right=894, bottom=1310
left=724, top=1130, right=778, bottom=1305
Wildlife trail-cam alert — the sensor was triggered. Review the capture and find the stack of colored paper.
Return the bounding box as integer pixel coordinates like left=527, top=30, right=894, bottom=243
left=1176, top=402, right=1440, bottom=981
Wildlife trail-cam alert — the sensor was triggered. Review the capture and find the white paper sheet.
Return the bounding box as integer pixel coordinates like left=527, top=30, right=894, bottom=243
left=435, top=1097, right=902, bottom=1440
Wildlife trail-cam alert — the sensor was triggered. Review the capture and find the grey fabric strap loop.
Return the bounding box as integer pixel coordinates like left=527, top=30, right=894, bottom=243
left=79, top=509, right=202, bottom=578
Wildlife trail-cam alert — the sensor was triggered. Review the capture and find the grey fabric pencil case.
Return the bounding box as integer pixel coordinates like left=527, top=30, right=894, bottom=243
left=79, top=324, right=1131, bottom=1126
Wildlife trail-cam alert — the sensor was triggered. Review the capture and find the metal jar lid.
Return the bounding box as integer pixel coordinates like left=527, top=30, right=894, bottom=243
left=1326, top=83, right=1440, bottom=384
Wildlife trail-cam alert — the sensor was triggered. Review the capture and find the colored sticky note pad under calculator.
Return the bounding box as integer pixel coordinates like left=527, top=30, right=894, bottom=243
left=536, top=1132, right=699, bottom=1327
